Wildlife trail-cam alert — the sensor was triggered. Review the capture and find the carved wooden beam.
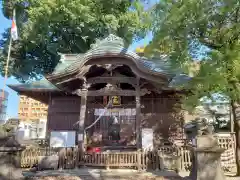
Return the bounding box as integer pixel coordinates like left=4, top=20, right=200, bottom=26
left=87, top=77, right=137, bottom=87
left=54, top=66, right=90, bottom=85
left=151, top=82, right=165, bottom=94
left=104, top=64, right=123, bottom=71
left=139, top=82, right=148, bottom=88
left=73, top=88, right=150, bottom=96
left=139, top=80, right=163, bottom=94
left=76, top=65, right=92, bottom=78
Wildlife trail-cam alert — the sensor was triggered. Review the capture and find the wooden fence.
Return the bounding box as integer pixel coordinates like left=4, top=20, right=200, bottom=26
left=20, top=133, right=237, bottom=174
left=21, top=147, right=180, bottom=171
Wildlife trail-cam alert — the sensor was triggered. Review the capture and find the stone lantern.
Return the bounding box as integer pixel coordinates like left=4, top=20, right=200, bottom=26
left=184, top=118, right=226, bottom=180
left=0, top=135, right=25, bottom=180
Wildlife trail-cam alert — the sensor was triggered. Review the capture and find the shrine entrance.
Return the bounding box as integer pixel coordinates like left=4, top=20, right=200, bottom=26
left=85, top=95, right=137, bottom=149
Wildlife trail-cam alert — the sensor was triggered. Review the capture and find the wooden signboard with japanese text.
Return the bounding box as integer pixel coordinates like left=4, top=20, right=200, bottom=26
left=103, top=96, right=121, bottom=106
left=112, top=96, right=121, bottom=106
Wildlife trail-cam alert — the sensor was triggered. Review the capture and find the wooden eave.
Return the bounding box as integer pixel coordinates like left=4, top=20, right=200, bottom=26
left=7, top=84, right=65, bottom=104
left=46, top=54, right=170, bottom=84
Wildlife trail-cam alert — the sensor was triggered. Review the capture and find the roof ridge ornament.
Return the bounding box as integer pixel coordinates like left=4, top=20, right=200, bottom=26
left=58, top=52, right=65, bottom=63
left=90, top=34, right=124, bottom=49
left=106, top=34, right=122, bottom=42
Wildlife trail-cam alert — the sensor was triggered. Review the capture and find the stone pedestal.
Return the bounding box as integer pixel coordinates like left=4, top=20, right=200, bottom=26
left=0, top=136, right=25, bottom=180
left=189, top=135, right=226, bottom=180
left=38, top=155, right=59, bottom=170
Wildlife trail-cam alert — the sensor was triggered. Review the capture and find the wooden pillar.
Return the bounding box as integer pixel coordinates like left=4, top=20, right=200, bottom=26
left=136, top=77, right=141, bottom=149
left=46, top=92, right=52, bottom=142
left=78, top=85, right=87, bottom=158
left=230, top=103, right=234, bottom=133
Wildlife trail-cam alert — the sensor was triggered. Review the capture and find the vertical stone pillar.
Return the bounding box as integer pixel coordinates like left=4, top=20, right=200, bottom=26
left=136, top=77, right=141, bottom=149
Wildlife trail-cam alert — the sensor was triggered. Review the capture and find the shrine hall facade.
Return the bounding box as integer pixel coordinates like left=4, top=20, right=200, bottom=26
left=9, top=34, right=191, bottom=149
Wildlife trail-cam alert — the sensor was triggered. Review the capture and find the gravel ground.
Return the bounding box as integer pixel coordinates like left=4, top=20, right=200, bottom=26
left=23, top=169, right=183, bottom=179
left=25, top=176, right=240, bottom=180
left=26, top=174, right=240, bottom=180
left=27, top=176, right=183, bottom=180
left=23, top=169, right=240, bottom=180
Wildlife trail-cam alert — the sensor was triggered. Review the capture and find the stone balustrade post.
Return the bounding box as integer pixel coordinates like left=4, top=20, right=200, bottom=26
left=0, top=136, right=25, bottom=180
left=189, top=135, right=226, bottom=180
left=184, top=118, right=226, bottom=180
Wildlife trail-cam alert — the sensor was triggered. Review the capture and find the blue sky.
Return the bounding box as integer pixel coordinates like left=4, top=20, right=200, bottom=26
left=0, top=3, right=153, bottom=118
left=0, top=7, right=19, bottom=118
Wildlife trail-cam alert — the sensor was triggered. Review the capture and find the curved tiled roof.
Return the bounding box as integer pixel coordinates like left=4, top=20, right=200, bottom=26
left=8, top=34, right=191, bottom=92
left=48, top=34, right=189, bottom=84
left=8, top=77, right=60, bottom=92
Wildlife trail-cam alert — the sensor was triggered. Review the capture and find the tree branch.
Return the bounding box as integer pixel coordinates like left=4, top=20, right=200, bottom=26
left=198, top=37, right=223, bottom=50
left=190, top=30, right=223, bottom=50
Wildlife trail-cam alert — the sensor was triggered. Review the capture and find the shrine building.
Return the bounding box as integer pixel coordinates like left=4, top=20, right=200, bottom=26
left=8, top=34, right=191, bottom=150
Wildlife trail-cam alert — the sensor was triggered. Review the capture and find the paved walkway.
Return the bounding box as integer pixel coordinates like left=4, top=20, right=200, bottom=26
left=23, top=168, right=240, bottom=180
left=23, top=169, right=183, bottom=179
left=179, top=171, right=240, bottom=180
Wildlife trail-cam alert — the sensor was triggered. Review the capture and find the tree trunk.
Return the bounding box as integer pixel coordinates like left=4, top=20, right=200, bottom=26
left=231, top=101, right=240, bottom=175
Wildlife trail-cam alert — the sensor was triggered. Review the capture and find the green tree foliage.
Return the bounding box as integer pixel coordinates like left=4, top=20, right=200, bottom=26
left=0, top=0, right=150, bottom=81
left=146, top=0, right=240, bottom=106
left=146, top=0, right=240, bottom=173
